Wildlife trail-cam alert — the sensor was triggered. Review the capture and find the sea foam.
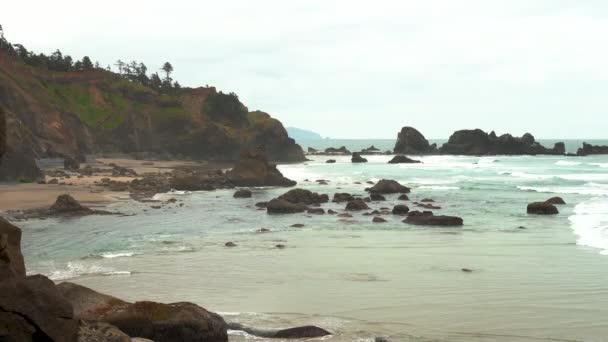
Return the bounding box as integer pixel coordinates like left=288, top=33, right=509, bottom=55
left=569, top=199, right=608, bottom=255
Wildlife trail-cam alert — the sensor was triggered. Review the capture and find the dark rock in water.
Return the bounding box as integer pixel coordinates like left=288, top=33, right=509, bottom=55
left=404, top=210, right=463, bottom=226
left=225, top=241, right=237, bottom=247
left=577, top=142, right=608, bottom=156
left=338, top=213, right=353, bottom=218
left=333, top=192, right=355, bottom=203
left=0, top=217, right=26, bottom=278
left=440, top=129, right=564, bottom=155
left=421, top=198, right=434, bottom=202
left=307, top=208, right=325, bottom=215
left=527, top=202, right=559, bottom=215
left=291, top=223, right=305, bottom=228
left=345, top=199, right=370, bottom=211
left=461, top=268, right=473, bottom=273
left=388, top=155, right=422, bottom=164
left=366, top=179, right=410, bottom=194
left=393, top=126, right=437, bottom=155
left=50, top=194, right=92, bottom=214
left=233, top=189, right=252, bottom=198
left=326, top=159, right=336, bottom=163
left=417, top=203, right=441, bottom=210
left=77, top=320, right=131, bottom=342
left=392, top=205, right=410, bottom=215
left=279, top=188, right=329, bottom=205
left=369, top=193, right=386, bottom=201
left=307, top=147, right=318, bottom=153
left=327, top=209, right=337, bottom=215
left=351, top=152, right=368, bottom=163
left=375, top=337, right=390, bottom=342
left=255, top=201, right=268, bottom=208
left=372, top=217, right=386, bottom=223
left=267, top=198, right=307, bottom=214
left=366, top=181, right=375, bottom=185
left=227, top=149, right=296, bottom=187
left=64, top=156, right=80, bottom=170
left=0, top=275, right=79, bottom=342
left=398, top=194, right=409, bottom=201
left=257, top=228, right=271, bottom=233
left=546, top=197, right=566, bottom=205
left=274, top=325, right=332, bottom=338
left=325, top=146, right=351, bottom=155
left=275, top=244, right=286, bottom=249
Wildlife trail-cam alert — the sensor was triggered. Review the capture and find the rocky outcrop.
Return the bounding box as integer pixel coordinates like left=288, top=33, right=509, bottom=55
left=226, top=150, right=296, bottom=187
left=0, top=217, right=26, bottom=278
left=365, top=179, right=410, bottom=194
left=404, top=211, right=463, bottom=226
left=527, top=202, right=559, bottom=215
left=439, top=129, right=564, bottom=155
left=278, top=188, right=329, bottom=205
left=351, top=152, right=368, bottom=163
left=324, top=146, right=351, bottom=155
left=50, top=194, right=93, bottom=215
left=577, top=142, right=608, bottom=156
left=393, top=127, right=437, bottom=154
left=0, top=145, right=43, bottom=183
left=227, top=323, right=331, bottom=339
left=360, top=145, right=383, bottom=155
left=233, top=189, right=252, bottom=198
left=388, top=155, right=421, bottom=164
left=266, top=198, right=307, bottom=214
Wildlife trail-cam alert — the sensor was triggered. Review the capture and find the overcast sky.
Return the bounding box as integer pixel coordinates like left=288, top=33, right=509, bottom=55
left=2, top=1, right=607, bottom=138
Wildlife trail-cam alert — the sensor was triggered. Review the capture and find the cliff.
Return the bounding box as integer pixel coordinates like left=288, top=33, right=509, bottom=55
left=0, top=51, right=304, bottom=174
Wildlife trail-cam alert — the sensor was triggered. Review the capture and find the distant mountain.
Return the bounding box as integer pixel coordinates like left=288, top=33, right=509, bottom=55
left=287, top=127, right=323, bottom=140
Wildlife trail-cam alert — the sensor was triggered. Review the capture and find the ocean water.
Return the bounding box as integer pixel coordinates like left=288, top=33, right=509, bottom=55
left=14, top=143, right=608, bottom=342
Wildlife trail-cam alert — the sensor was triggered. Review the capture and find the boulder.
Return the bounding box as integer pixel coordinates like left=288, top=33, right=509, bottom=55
left=325, top=159, right=336, bottom=164
left=225, top=242, right=237, bottom=247
left=50, top=194, right=92, bottom=215
left=278, top=188, right=329, bottom=205
left=388, top=155, right=422, bottom=164
left=266, top=198, right=307, bottom=214
left=372, top=217, right=386, bottom=223
left=398, top=194, right=409, bottom=200
left=226, top=150, right=296, bottom=187
left=64, top=157, right=80, bottom=170
left=392, top=205, right=410, bottom=215
left=307, top=208, right=325, bottom=215
left=233, top=189, right=252, bottom=198
left=546, top=197, right=566, bottom=205
left=393, top=127, right=437, bottom=154
left=345, top=199, right=370, bottom=211
left=527, top=202, right=559, bottom=215
left=0, top=217, right=26, bottom=278
left=369, top=193, right=386, bottom=201
left=333, top=193, right=355, bottom=203
left=351, top=152, right=368, bottom=163
left=77, top=320, right=131, bottom=342
left=366, top=179, right=410, bottom=194
left=404, top=211, right=463, bottom=226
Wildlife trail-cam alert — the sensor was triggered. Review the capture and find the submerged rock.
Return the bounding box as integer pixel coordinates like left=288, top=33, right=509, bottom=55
left=527, top=202, right=559, bottom=215
left=404, top=211, right=463, bottom=226
left=351, top=152, right=368, bottom=163
left=326, top=159, right=336, bottom=163
left=227, top=323, right=331, bottom=339
left=392, top=205, right=410, bottom=215
left=366, top=179, right=410, bottom=194
left=372, top=217, right=387, bottom=223
left=266, top=198, right=307, bottom=214
left=278, top=188, right=329, bottom=205
left=388, top=155, right=422, bottom=164
left=233, top=189, right=252, bottom=198
left=307, top=208, right=325, bottom=215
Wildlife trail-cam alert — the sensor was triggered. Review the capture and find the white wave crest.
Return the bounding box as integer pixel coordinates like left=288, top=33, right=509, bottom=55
left=589, top=163, right=608, bottom=168
left=556, top=160, right=582, bottom=166
left=46, top=262, right=130, bottom=281
left=101, top=251, right=137, bottom=259
left=518, top=184, right=608, bottom=196
left=569, top=199, right=608, bottom=255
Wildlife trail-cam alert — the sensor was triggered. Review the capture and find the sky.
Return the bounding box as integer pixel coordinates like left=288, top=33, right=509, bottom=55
left=2, top=0, right=607, bottom=139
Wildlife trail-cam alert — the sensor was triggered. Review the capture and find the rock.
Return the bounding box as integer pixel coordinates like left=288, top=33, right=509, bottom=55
left=56, top=282, right=128, bottom=317
left=111, top=165, right=137, bottom=177
left=417, top=203, right=441, bottom=209
left=0, top=217, right=26, bottom=278
left=233, top=189, right=252, bottom=198
left=345, top=199, right=370, bottom=211
left=275, top=244, right=286, bottom=249
left=439, top=129, right=564, bottom=155
left=327, top=209, right=337, bottom=215
left=324, top=146, right=351, bottom=155
left=266, top=198, right=307, bottom=214
left=369, top=193, right=386, bottom=201
left=274, top=326, right=332, bottom=338
left=64, top=156, right=81, bottom=170
left=546, top=197, right=566, bottom=205
left=527, top=202, right=559, bottom=215
left=404, top=211, right=463, bottom=226
left=48, top=178, right=59, bottom=184
left=392, top=205, right=410, bottom=215
left=337, top=213, right=353, bottom=217
left=227, top=149, right=296, bottom=187
left=421, top=198, right=434, bottom=202
left=393, top=126, right=437, bottom=154
left=77, top=320, right=131, bottom=342
left=50, top=194, right=92, bottom=215
left=291, top=224, right=305, bottom=228
left=398, top=194, right=409, bottom=200
left=388, top=155, right=422, bottom=164
left=333, top=193, right=355, bottom=203
left=461, top=268, right=473, bottom=273
left=577, top=142, right=608, bottom=156
left=307, top=147, right=318, bottom=153
left=351, top=152, right=368, bottom=163
left=0, top=146, right=44, bottom=182
left=307, top=208, right=325, bottom=215
left=225, top=242, right=237, bottom=247
left=372, top=217, right=386, bottom=223
left=255, top=201, right=268, bottom=208
left=366, top=179, right=410, bottom=194
left=0, top=275, right=79, bottom=342
left=326, top=159, right=336, bottom=163
left=278, top=188, right=329, bottom=205
left=366, top=181, right=375, bottom=184
left=257, top=228, right=271, bottom=233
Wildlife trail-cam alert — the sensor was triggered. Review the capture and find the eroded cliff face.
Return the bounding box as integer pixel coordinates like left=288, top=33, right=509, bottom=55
left=0, top=51, right=304, bottom=172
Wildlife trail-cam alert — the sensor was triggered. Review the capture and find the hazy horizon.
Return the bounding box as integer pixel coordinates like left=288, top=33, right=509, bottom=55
left=3, top=0, right=607, bottom=139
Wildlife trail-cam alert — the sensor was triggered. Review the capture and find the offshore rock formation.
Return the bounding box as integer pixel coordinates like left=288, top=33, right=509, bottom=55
left=393, top=126, right=437, bottom=154
left=577, top=142, right=608, bottom=156
left=440, top=130, right=564, bottom=155
left=226, top=149, right=296, bottom=187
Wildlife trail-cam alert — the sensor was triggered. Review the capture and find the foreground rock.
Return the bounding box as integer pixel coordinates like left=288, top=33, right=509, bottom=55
left=351, top=152, right=368, bottom=163
left=404, top=211, right=463, bottom=226
left=388, top=155, right=421, bottom=164
left=366, top=179, right=410, bottom=194
left=393, top=126, right=437, bottom=154
left=0, top=217, right=26, bottom=278
left=266, top=198, right=307, bottom=214
left=577, top=142, right=608, bottom=156
left=439, top=129, right=564, bottom=155
left=227, top=150, right=296, bottom=187
left=278, top=188, right=329, bottom=205
left=527, top=202, right=559, bottom=215
left=77, top=321, right=132, bottom=342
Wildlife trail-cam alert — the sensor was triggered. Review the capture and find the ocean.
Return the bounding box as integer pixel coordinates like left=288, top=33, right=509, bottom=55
left=17, top=139, right=608, bottom=341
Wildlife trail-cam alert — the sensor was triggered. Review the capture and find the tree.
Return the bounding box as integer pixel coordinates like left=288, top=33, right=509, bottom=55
left=150, top=72, right=162, bottom=89
left=0, top=24, right=4, bottom=40
left=82, top=56, right=94, bottom=70
left=114, top=59, right=125, bottom=74
left=173, top=81, right=181, bottom=90
left=74, top=60, right=83, bottom=70
left=161, top=62, right=173, bottom=81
